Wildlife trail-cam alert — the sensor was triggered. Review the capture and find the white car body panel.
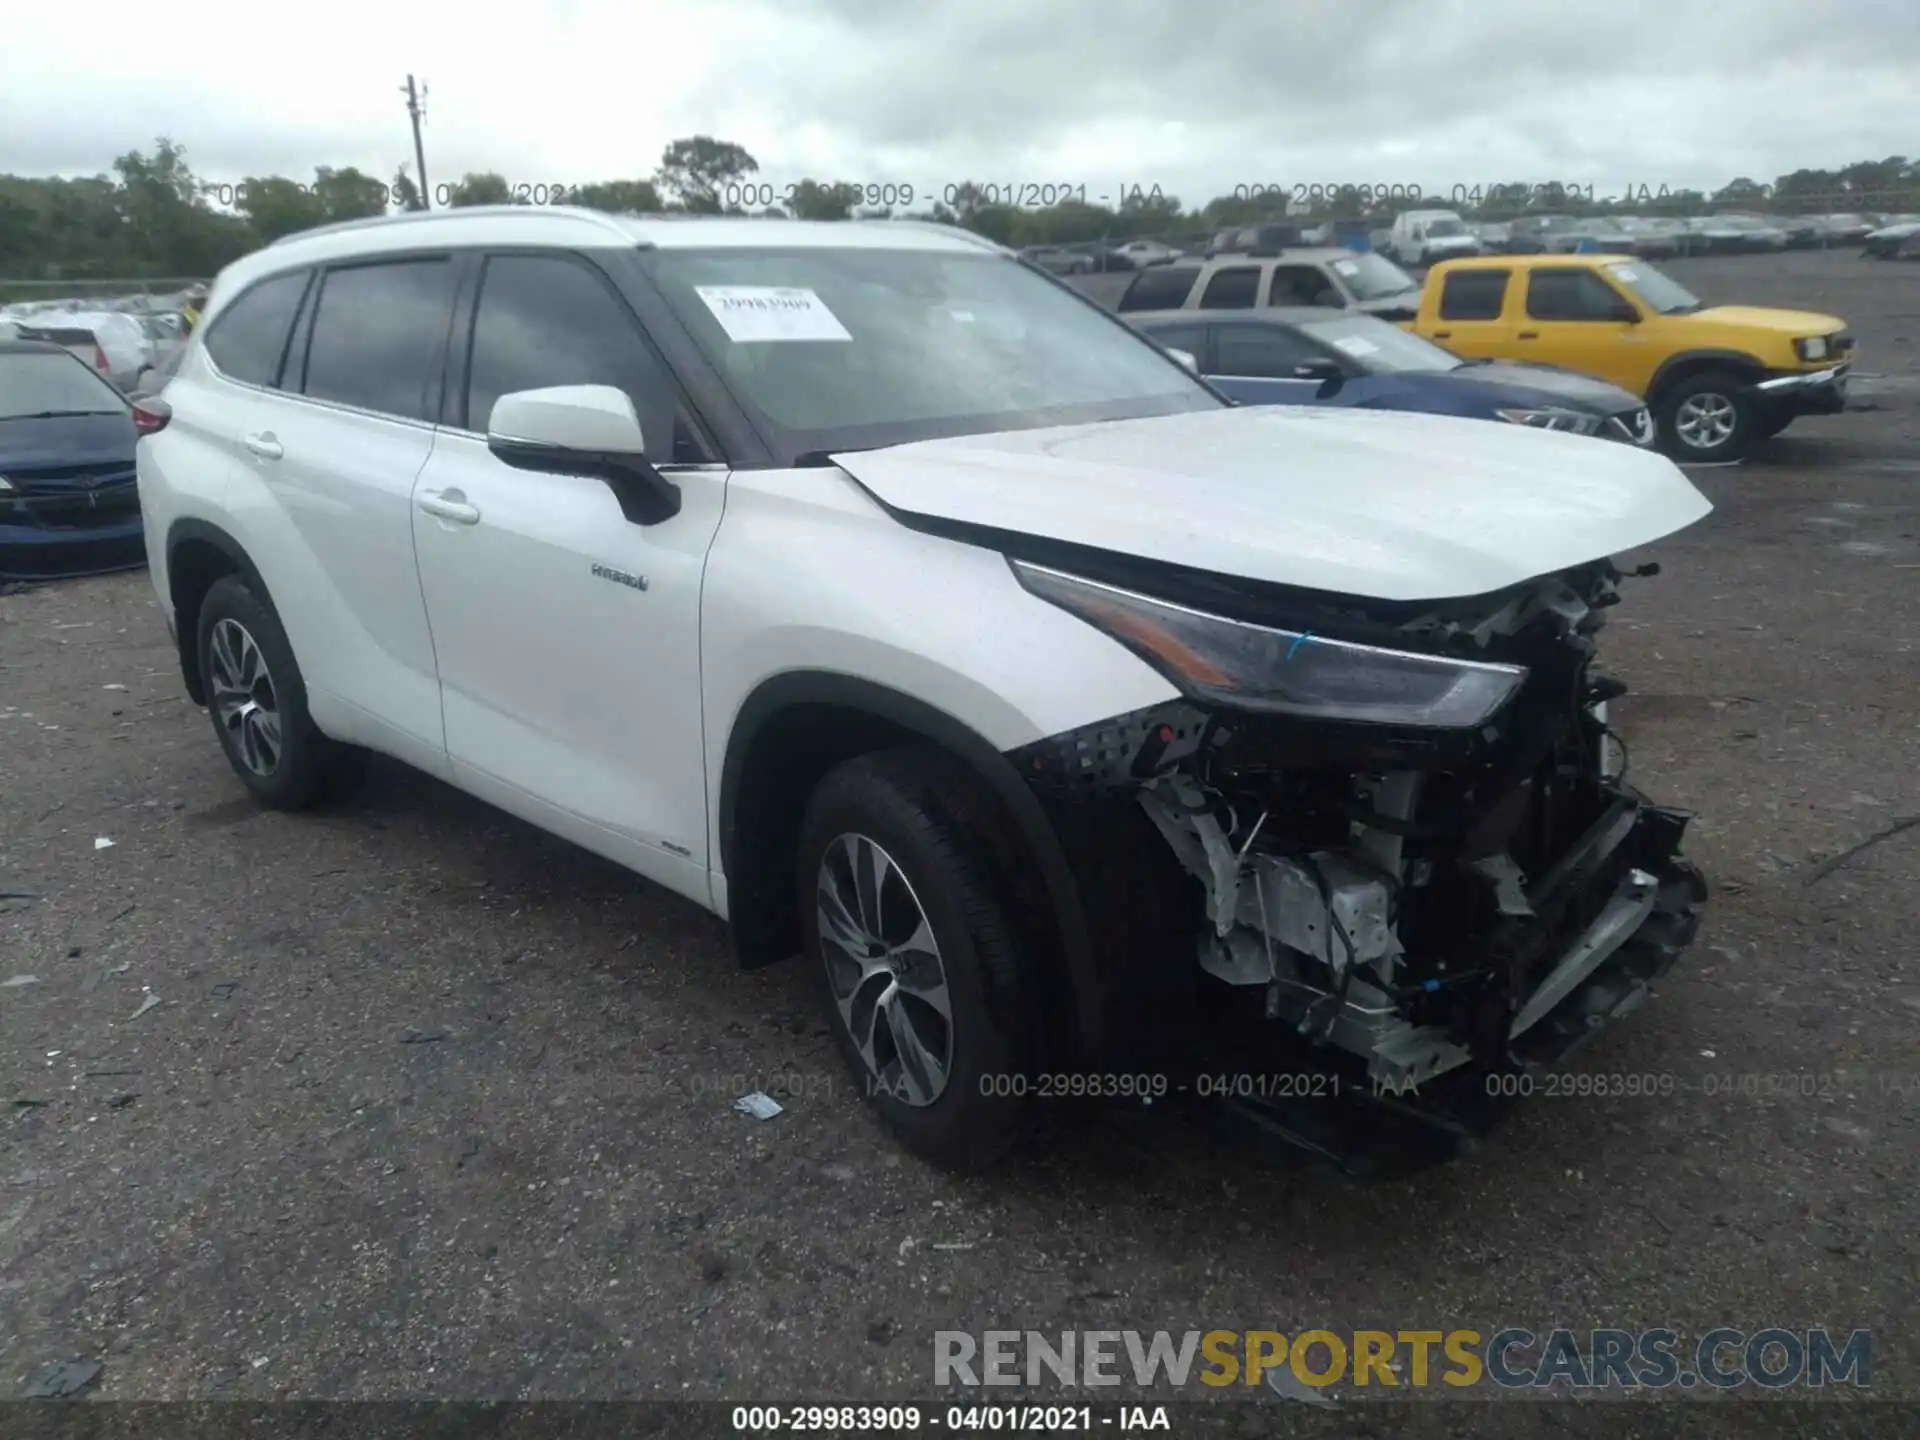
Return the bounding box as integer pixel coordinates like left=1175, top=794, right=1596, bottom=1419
left=410, top=432, right=726, bottom=907
left=137, top=345, right=452, bottom=779
left=698, top=465, right=1182, bottom=901
left=831, top=405, right=1712, bottom=602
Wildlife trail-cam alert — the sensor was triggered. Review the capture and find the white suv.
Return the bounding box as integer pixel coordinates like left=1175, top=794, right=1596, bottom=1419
left=135, top=207, right=1712, bottom=1171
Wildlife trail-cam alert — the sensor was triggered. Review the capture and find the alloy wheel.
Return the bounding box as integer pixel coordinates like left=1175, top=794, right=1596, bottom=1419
left=209, top=617, right=282, bottom=776
left=816, top=832, right=954, bottom=1106
left=1675, top=392, right=1738, bottom=450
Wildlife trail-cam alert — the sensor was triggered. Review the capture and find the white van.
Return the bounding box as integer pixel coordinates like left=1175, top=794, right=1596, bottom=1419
left=1388, top=209, right=1480, bottom=266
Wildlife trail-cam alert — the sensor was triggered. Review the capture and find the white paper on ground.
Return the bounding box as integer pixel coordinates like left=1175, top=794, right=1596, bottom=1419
left=695, top=286, right=853, bottom=343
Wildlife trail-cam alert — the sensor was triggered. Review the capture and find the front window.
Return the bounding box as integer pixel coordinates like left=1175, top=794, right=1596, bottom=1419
left=1603, top=261, right=1702, bottom=315
left=1295, top=315, right=1462, bottom=373
left=1325, top=252, right=1419, bottom=301
left=643, top=247, right=1219, bottom=458
left=0, top=351, right=129, bottom=419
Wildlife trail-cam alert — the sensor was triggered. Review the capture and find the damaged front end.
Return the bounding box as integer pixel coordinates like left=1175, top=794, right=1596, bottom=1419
left=1008, top=555, right=1707, bottom=1174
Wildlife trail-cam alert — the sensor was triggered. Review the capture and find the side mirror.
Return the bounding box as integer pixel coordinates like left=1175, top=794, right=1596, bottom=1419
left=1609, top=303, right=1642, bottom=324
left=1167, top=348, right=1199, bottom=372
left=486, top=384, right=681, bottom=525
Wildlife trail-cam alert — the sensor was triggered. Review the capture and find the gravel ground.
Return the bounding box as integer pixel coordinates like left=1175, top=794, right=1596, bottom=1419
left=2, top=250, right=1916, bottom=1430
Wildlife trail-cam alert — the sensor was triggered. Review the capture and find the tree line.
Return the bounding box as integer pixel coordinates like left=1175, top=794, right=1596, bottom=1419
left=2, top=137, right=1915, bottom=285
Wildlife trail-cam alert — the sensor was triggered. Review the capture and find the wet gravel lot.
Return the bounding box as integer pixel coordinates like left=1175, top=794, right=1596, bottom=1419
left=2, top=250, right=1916, bottom=1430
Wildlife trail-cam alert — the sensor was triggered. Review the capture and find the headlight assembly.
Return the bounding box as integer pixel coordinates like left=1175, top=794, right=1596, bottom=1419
left=1495, top=406, right=1602, bottom=435
left=1795, top=335, right=1829, bottom=362
left=1011, top=561, right=1527, bottom=728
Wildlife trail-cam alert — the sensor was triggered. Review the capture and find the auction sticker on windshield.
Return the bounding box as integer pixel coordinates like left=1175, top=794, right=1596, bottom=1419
left=695, top=286, right=852, bottom=342
left=1331, top=336, right=1379, bottom=356
left=1331, top=259, right=1360, bottom=275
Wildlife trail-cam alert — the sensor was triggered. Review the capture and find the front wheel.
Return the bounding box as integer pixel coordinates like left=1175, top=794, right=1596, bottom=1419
left=1658, top=371, right=1756, bottom=464
left=796, top=748, right=1037, bottom=1170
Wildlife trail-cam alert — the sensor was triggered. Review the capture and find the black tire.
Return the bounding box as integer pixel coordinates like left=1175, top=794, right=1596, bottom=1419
left=796, top=747, right=1037, bottom=1170
left=1656, top=370, right=1756, bottom=464
left=195, top=575, right=348, bottom=810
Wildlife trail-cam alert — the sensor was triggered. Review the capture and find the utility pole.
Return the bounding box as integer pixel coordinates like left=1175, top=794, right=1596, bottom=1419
left=402, top=75, right=430, bottom=209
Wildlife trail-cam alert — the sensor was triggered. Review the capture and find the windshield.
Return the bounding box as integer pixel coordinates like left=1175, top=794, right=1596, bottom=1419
left=1425, top=219, right=1468, bottom=237
left=643, top=247, right=1220, bottom=458
left=1604, top=261, right=1702, bottom=315
left=1296, top=315, right=1462, bottom=373
left=1717, top=215, right=1769, bottom=231
left=1327, top=251, right=1419, bottom=300
left=0, top=350, right=129, bottom=419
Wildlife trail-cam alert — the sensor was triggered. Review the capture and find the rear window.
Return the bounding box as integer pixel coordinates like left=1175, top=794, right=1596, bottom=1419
left=203, top=270, right=310, bottom=387
left=1117, top=265, right=1200, bottom=312
left=1438, top=270, right=1509, bottom=321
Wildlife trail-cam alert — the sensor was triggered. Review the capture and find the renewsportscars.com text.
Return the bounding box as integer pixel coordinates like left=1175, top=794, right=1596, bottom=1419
left=935, top=1327, right=1871, bottom=1392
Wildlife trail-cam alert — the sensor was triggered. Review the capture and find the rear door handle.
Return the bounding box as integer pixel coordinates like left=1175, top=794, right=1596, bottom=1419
left=1517, top=330, right=1540, bottom=340
left=417, top=490, right=481, bottom=525
left=243, top=431, right=283, bottom=460
left=1430, top=330, right=1452, bottom=340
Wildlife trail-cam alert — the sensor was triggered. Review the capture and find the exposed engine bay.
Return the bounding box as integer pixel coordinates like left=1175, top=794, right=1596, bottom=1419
left=1008, top=555, right=1707, bottom=1165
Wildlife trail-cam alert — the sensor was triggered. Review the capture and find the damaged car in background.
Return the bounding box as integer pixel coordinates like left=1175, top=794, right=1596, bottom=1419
left=140, top=210, right=1711, bottom=1179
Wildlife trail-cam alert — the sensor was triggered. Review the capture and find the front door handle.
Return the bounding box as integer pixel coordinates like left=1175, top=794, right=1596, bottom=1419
left=1430, top=330, right=1452, bottom=340
left=1517, top=330, right=1540, bottom=340
left=417, top=490, right=481, bottom=525
left=243, top=431, right=283, bottom=461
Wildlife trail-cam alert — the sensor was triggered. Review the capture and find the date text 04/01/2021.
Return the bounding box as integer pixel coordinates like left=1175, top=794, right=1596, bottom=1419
left=717, top=182, right=1176, bottom=211
left=729, top=1404, right=1172, bottom=1431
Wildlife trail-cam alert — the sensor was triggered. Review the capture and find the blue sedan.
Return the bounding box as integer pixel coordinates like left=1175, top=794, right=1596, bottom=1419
left=1, top=340, right=146, bottom=582
left=1128, top=308, right=1657, bottom=445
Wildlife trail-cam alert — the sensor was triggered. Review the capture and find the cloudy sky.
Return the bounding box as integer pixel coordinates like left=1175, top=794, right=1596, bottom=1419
left=3, top=0, right=1915, bottom=209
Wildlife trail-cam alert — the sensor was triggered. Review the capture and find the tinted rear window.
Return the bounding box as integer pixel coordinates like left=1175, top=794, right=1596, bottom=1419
left=203, top=270, right=309, bottom=386
left=300, top=259, right=456, bottom=421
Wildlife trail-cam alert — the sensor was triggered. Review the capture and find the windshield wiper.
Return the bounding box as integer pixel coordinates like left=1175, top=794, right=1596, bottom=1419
left=5, top=409, right=124, bottom=420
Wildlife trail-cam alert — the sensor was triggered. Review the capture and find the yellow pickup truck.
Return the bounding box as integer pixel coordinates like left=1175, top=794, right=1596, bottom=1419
left=1409, top=254, right=1852, bottom=462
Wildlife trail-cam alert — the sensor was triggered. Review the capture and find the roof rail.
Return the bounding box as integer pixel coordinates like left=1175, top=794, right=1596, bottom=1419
left=269, top=204, right=638, bottom=247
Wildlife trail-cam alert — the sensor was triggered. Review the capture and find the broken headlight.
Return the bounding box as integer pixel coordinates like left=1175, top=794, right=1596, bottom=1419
left=1011, top=561, right=1527, bottom=727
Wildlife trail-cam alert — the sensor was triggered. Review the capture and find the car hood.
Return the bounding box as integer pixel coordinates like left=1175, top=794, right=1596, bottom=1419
left=0, top=412, right=137, bottom=484
left=1690, top=305, right=1846, bottom=335
left=832, top=405, right=1710, bottom=603
left=1448, top=361, right=1644, bottom=411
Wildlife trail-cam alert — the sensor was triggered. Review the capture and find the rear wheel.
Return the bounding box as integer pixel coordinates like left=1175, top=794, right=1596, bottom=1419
left=196, top=576, right=356, bottom=809
left=796, top=748, right=1037, bottom=1170
left=1658, top=370, right=1756, bottom=464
